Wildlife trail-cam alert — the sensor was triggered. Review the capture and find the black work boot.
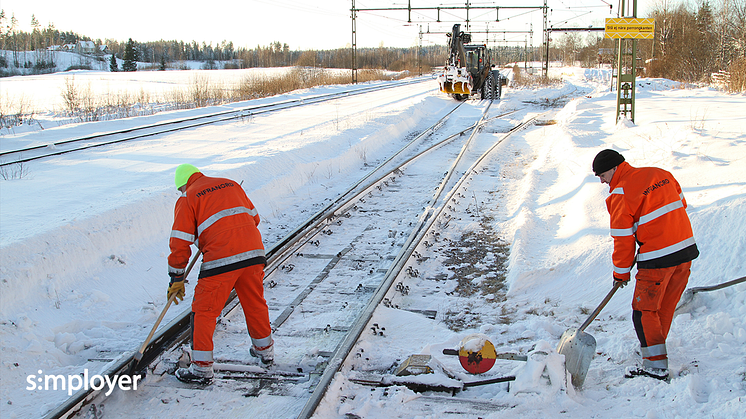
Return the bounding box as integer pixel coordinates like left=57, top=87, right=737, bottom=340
left=175, top=362, right=214, bottom=385
left=250, top=340, right=275, bottom=365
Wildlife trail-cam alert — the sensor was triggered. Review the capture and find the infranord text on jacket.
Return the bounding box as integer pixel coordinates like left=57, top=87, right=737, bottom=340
left=641, top=178, right=670, bottom=196
left=195, top=182, right=236, bottom=198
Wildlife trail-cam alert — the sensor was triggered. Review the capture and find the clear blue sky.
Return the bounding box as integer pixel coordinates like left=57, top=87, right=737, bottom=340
left=3, top=0, right=657, bottom=50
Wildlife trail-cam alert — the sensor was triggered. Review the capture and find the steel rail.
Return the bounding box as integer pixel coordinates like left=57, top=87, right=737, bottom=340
left=260, top=101, right=466, bottom=278
left=1, top=77, right=428, bottom=166
left=224, top=108, right=521, bottom=328
left=247, top=109, right=525, bottom=332
left=262, top=106, right=522, bottom=282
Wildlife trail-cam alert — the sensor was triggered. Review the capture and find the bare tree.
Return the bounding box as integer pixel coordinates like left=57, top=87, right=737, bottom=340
left=558, top=33, right=582, bottom=66
left=730, top=0, right=746, bottom=59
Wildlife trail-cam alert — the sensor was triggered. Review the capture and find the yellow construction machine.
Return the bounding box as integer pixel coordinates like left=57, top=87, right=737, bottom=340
left=437, top=24, right=505, bottom=101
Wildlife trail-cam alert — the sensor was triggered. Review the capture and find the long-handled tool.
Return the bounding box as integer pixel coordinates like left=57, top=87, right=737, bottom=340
left=126, top=251, right=201, bottom=377
left=556, top=281, right=623, bottom=388
left=675, top=275, right=746, bottom=314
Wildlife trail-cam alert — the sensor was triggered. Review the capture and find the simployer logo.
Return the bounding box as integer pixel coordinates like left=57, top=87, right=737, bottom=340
left=26, top=369, right=142, bottom=396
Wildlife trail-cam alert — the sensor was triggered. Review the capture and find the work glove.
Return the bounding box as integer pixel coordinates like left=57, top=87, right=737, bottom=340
left=167, top=274, right=186, bottom=304
left=613, top=276, right=630, bottom=289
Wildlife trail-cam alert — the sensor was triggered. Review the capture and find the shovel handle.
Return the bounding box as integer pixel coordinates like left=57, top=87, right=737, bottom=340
left=135, top=250, right=202, bottom=359
left=136, top=294, right=176, bottom=357
left=689, top=275, right=746, bottom=294
left=578, top=281, right=623, bottom=333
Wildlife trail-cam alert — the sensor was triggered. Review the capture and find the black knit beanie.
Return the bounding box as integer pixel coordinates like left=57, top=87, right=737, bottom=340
left=592, top=149, right=625, bottom=175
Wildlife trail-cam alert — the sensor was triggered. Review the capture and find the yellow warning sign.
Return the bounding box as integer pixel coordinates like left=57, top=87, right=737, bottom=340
left=605, top=18, right=655, bottom=39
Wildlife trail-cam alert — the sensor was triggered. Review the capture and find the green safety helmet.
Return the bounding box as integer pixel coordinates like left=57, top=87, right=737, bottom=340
left=174, top=164, right=200, bottom=188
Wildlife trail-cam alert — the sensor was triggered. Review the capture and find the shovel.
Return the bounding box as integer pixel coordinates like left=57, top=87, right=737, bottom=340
left=675, top=275, right=746, bottom=314
left=557, top=281, right=623, bottom=388
left=126, top=251, right=201, bottom=376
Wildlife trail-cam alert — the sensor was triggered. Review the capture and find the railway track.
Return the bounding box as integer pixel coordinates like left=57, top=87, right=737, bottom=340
left=0, top=78, right=427, bottom=167
left=42, top=92, right=544, bottom=418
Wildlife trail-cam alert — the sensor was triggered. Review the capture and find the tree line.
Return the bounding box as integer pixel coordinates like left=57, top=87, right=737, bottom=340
left=104, top=39, right=451, bottom=72
left=0, top=10, right=447, bottom=72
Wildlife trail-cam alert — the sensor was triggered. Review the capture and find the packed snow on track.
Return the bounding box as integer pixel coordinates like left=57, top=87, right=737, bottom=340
left=0, top=68, right=744, bottom=419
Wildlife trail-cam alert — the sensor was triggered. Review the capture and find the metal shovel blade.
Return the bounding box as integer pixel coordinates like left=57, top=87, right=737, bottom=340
left=556, top=282, right=622, bottom=388
left=556, top=327, right=596, bottom=388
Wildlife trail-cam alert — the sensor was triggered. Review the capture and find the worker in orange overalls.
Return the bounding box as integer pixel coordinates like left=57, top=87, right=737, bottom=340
left=167, top=164, right=274, bottom=384
left=593, top=150, right=699, bottom=381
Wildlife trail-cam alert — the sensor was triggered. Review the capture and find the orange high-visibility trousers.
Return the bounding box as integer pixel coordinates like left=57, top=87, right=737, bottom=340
left=190, top=264, right=271, bottom=362
left=631, top=261, right=691, bottom=368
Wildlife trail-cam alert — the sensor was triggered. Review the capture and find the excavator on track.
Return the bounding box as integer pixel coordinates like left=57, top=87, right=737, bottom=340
left=437, top=24, right=506, bottom=101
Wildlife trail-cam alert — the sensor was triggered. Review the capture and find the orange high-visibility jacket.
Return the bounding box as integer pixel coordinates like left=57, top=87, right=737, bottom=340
left=168, top=172, right=265, bottom=279
left=606, top=161, right=698, bottom=280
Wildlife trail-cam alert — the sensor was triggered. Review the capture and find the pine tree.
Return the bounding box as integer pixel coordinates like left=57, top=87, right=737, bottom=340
left=30, top=14, right=41, bottom=50
left=110, top=53, right=118, bottom=72
left=122, top=38, right=138, bottom=72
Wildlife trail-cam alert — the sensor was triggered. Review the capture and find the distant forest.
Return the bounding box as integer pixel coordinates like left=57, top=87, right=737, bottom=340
left=0, top=9, right=534, bottom=74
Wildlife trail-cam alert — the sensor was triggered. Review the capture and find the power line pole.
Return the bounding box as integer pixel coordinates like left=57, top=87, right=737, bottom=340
left=351, top=0, right=358, bottom=84
left=615, top=0, right=638, bottom=122
left=418, top=25, right=423, bottom=76
left=543, top=0, right=549, bottom=78
left=466, top=0, right=471, bottom=31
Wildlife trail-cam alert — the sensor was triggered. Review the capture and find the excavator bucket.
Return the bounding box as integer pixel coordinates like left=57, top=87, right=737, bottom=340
left=439, top=81, right=454, bottom=94
left=438, top=80, right=471, bottom=95
left=437, top=64, right=473, bottom=97
left=451, top=81, right=471, bottom=95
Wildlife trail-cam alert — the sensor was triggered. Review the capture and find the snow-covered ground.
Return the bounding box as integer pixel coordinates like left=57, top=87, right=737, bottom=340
left=0, top=67, right=744, bottom=418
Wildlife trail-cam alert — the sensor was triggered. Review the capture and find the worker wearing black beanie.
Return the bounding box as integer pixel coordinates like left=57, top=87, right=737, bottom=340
left=593, top=148, right=698, bottom=382
left=592, top=149, right=625, bottom=176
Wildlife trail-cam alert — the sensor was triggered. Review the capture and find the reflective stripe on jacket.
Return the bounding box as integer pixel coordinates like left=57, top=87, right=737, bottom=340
left=168, top=172, right=265, bottom=278
left=606, top=161, right=698, bottom=280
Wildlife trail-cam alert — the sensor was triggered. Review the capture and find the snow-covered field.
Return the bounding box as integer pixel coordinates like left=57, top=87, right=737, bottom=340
left=0, top=67, right=744, bottom=418
left=0, top=65, right=297, bottom=115
left=0, top=51, right=352, bottom=131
